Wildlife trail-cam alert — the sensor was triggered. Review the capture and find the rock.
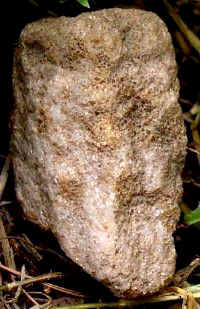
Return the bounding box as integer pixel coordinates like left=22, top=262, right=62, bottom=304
left=11, top=8, right=187, bottom=298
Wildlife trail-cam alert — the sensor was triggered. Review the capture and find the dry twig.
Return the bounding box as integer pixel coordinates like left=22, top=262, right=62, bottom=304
left=0, top=264, right=85, bottom=298
left=50, top=285, right=200, bottom=309
left=0, top=157, right=16, bottom=275
left=0, top=272, right=63, bottom=292
left=163, top=0, right=200, bottom=55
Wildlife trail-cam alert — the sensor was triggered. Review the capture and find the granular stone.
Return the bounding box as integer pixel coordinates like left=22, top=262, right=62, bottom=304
left=11, top=8, right=187, bottom=298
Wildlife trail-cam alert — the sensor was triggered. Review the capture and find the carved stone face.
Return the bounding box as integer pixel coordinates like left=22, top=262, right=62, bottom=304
left=11, top=8, right=187, bottom=298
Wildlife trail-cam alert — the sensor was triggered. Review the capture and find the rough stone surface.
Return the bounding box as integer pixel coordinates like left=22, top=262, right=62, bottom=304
left=11, top=8, right=187, bottom=298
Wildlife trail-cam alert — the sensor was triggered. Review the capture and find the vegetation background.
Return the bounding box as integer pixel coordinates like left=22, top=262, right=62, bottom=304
left=1, top=0, right=200, bottom=308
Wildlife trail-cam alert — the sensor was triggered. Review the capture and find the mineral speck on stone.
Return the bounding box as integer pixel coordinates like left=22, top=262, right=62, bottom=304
left=11, top=8, right=187, bottom=298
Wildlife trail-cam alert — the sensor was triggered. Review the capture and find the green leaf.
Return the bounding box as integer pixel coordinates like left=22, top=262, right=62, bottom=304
left=184, top=206, right=200, bottom=225
left=76, top=0, right=90, bottom=8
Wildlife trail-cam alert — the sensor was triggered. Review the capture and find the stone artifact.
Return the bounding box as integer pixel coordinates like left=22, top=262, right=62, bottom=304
left=11, top=8, right=187, bottom=298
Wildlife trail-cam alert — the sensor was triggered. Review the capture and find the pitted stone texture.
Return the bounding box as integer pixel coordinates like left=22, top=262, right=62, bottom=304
left=11, top=8, right=187, bottom=298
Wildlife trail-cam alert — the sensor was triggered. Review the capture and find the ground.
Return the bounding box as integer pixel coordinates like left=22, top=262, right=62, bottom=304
left=1, top=0, right=200, bottom=308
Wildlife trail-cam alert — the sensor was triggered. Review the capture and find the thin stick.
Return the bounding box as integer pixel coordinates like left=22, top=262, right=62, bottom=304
left=0, top=272, right=63, bottom=292
left=0, top=201, right=12, bottom=207
left=14, top=265, right=26, bottom=302
left=0, top=263, right=84, bottom=298
left=0, top=263, right=22, bottom=277
left=0, top=157, right=10, bottom=200
left=43, top=283, right=85, bottom=298
left=22, top=288, right=40, bottom=308
left=163, top=0, right=200, bottom=55
left=50, top=285, right=200, bottom=309
left=0, top=217, right=16, bottom=272
left=27, top=291, right=52, bottom=309
left=0, top=157, right=15, bottom=273
left=0, top=262, right=2, bottom=301
left=20, top=234, right=43, bottom=262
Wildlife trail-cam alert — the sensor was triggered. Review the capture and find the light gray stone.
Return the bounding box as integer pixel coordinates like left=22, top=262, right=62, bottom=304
left=11, top=8, right=187, bottom=298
